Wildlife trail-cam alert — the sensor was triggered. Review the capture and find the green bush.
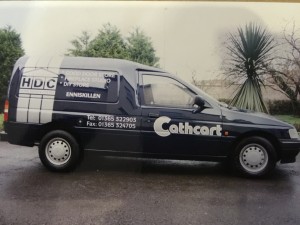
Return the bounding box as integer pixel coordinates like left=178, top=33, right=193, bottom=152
left=0, top=114, right=3, bottom=131
left=218, top=98, right=231, bottom=105
left=218, top=99, right=299, bottom=116
left=267, top=100, right=300, bottom=115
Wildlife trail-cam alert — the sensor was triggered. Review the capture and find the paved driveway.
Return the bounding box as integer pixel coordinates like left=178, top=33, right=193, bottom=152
left=0, top=142, right=299, bottom=225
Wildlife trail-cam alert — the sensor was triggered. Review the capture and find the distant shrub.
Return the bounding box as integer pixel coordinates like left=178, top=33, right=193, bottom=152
left=267, top=100, right=300, bottom=116
left=0, top=95, right=5, bottom=113
left=218, top=98, right=299, bottom=116
left=218, top=98, right=231, bottom=105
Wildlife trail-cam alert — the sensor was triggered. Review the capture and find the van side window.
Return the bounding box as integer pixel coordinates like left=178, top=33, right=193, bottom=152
left=56, top=69, right=119, bottom=103
left=17, top=68, right=119, bottom=103
left=142, top=74, right=195, bottom=108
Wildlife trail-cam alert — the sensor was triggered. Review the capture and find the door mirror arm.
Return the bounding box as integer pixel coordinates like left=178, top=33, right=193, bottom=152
left=192, top=107, right=204, bottom=114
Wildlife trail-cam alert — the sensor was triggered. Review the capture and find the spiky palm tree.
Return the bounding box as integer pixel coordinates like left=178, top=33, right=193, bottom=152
left=226, top=23, right=274, bottom=113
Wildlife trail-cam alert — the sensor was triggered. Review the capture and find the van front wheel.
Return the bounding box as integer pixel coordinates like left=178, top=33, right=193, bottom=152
left=233, top=137, right=277, bottom=177
left=39, top=130, right=80, bottom=172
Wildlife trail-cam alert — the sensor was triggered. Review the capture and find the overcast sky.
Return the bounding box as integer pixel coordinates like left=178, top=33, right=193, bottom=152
left=0, top=1, right=300, bottom=82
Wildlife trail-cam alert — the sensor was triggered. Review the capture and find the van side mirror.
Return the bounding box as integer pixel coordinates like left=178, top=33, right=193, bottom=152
left=193, top=96, right=205, bottom=113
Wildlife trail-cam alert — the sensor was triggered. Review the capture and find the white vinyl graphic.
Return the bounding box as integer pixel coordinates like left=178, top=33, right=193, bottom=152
left=154, top=116, right=222, bottom=137
left=16, top=56, right=63, bottom=123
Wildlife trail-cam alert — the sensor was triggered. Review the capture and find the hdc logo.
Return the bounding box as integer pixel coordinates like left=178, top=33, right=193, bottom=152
left=20, top=77, right=57, bottom=90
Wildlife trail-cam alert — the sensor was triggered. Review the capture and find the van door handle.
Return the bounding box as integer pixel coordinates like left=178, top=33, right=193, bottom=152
left=148, top=113, right=159, bottom=118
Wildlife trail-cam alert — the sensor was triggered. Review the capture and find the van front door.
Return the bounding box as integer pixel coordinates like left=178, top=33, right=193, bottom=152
left=139, top=73, right=223, bottom=157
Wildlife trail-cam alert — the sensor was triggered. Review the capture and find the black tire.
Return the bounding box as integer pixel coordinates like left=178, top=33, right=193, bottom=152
left=39, top=130, right=81, bottom=172
left=232, top=136, right=277, bottom=178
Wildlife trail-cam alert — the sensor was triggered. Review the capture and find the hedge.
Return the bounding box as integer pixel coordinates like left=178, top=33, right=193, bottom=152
left=218, top=99, right=299, bottom=116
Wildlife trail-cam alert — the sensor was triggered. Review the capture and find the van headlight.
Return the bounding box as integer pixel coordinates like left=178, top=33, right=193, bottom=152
left=288, top=128, right=299, bottom=139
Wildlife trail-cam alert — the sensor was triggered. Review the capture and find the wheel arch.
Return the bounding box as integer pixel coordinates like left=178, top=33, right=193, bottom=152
left=37, top=121, right=81, bottom=148
left=230, top=130, right=281, bottom=161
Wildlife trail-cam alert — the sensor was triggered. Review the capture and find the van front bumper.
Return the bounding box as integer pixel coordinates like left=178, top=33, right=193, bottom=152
left=280, top=139, right=300, bottom=163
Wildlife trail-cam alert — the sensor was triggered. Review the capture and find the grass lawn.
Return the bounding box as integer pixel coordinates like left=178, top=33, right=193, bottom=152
left=274, top=115, right=300, bottom=124
left=274, top=115, right=300, bottom=131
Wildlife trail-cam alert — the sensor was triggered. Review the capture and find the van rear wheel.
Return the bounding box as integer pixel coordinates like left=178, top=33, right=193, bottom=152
left=39, top=130, right=80, bottom=172
left=233, top=136, right=277, bottom=177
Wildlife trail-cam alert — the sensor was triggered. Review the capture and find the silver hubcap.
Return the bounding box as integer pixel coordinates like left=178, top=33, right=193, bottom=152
left=239, top=144, right=268, bottom=173
left=45, top=138, right=71, bottom=166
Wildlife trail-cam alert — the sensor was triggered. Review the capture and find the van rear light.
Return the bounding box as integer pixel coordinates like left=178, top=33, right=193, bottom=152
left=4, top=100, right=9, bottom=122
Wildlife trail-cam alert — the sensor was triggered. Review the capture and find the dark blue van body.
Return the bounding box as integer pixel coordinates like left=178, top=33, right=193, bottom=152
left=4, top=56, right=300, bottom=177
